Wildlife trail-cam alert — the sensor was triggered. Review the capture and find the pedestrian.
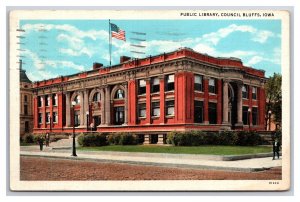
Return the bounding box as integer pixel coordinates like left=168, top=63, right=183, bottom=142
left=38, top=136, right=44, bottom=151
left=272, top=137, right=281, bottom=160
left=45, top=133, right=50, bottom=147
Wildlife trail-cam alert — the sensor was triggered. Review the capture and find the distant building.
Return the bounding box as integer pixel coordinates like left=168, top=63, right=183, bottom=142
left=20, top=60, right=34, bottom=136
left=32, top=48, right=267, bottom=144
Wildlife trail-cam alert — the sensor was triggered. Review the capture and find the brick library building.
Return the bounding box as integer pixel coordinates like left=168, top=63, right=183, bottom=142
left=32, top=47, right=266, bottom=144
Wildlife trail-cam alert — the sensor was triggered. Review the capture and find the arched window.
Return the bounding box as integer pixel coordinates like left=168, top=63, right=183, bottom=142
left=93, top=92, right=100, bottom=102
left=114, top=89, right=124, bottom=99
left=74, top=95, right=80, bottom=104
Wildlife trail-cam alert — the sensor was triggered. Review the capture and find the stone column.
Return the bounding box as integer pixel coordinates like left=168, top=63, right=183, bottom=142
left=80, top=92, right=85, bottom=126
left=157, top=134, right=165, bottom=145
left=222, top=79, right=229, bottom=124
left=143, top=134, right=151, bottom=145
left=65, top=92, right=71, bottom=127
left=100, top=89, right=105, bottom=125
left=84, top=89, right=89, bottom=127
left=236, top=82, right=243, bottom=126
left=124, top=83, right=128, bottom=125
left=105, top=86, right=111, bottom=125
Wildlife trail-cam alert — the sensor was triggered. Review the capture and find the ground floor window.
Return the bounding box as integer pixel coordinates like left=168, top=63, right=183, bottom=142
left=150, top=134, right=158, bottom=144
left=208, top=102, right=217, bottom=124
left=242, top=106, right=249, bottom=125
left=38, top=113, right=42, bottom=124
left=151, top=101, right=160, bottom=117
left=252, top=107, right=258, bottom=125
left=166, top=100, right=175, bottom=116
left=114, top=106, right=124, bottom=125
left=138, top=103, right=146, bottom=118
left=46, top=112, right=50, bottom=123
left=194, top=100, right=203, bottom=123
left=52, top=112, right=58, bottom=123
left=92, top=116, right=101, bottom=131
left=25, top=121, right=29, bottom=133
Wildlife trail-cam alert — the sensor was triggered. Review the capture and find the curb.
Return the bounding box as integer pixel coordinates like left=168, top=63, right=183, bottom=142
left=21, top=153, right=271, bottom=172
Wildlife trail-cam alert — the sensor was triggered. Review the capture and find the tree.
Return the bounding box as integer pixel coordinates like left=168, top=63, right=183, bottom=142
left=265, top=73, right=282, bottom=130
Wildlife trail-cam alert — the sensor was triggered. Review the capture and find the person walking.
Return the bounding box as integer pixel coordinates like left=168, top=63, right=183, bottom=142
left=38, top=136, right=44, bottom=151
left=45, top=133, right=50, bottom=147
left=272, top=137, right=281, bottom=160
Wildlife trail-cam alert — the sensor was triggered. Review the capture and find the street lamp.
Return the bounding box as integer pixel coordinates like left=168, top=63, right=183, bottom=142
left=268, top=110, right=272, bottom=131
left=86, top=111, right=89, bottom=132
left=71, top=101, right=77, bottom=157
left=248, top=108, right=251, bottom=131
left=49, top=116, right=52, bottom=133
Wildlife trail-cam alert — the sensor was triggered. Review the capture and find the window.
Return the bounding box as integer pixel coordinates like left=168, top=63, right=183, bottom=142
left=38, top=96, right=43, bottom=107
left=24, top=95, right=27, bottom=102
left=74, top=111, right=80, bottom=126
left=52, top=94, right=58, bottom=106
left=194, top=100, right=203, bottom=123
left=38, top=113, right=42, bottom=124
left=151, top=102, right=160, bottom=117
left=194, top=75, right=203, bottom=91
left=242, top=85, right=248, bottom=99
left=242, top=106, right=249, bottom=125
left=252, top=107, right=258, bottom=125
left=165, top=75, right=174, bottom=91
left=93, top=92, right=101, bottom=102
left=53, top=112, right=58, bottom=123
left=46, top=112, right=50, bottom=123
left=24, top=105, right=28, bottom=115
left=45, top=95, right=50, bottom=106
left=74, top=95, right=80, bottom=104
left=208, top=102, right=217, bottom=124
left=252, top=87, right=257, bottom=100
left=138, top=79, right=146, bottom=95
left=209, top=78, right=216, bottom=94
left=151, top=77, right=160, bottom=93
left=25, top=121, right=29, bottom=133
left=114, top=106, right=124, bottom=125
left=138, top=103, right=146, bottom=118
left=115, top=89, right=124, bottom=99
left=166, top=100, right=175, bottom=116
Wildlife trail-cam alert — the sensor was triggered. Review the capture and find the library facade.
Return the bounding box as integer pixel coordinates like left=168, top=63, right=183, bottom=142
left=32, top=48, right=266, bottom=144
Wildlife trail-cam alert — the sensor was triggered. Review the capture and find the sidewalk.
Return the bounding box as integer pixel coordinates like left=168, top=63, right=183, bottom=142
left=20, top=146, right=282, bottom=172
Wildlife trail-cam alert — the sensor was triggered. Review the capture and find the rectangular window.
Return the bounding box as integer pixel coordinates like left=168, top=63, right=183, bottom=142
left=252, top=107, right=258, bottom=125
left=46, top=112, right=50, bottom=123
left=252, top=87, right=257, bottom=100
left=53, top=112, right=58, bottom=123
left=24, top=105, right=28, bottom=115
left=242, top=85, right=248, bottom=99
left=114, top=106, right=124, bottom=125
left=38, top=96, right=42, bottom=107
left=24, top=95, right=27, bottom=102
left=74, top=111, right=80, bottom=126
left=242, top=106, right=249, bottom=125
left=209, top=78, right=216, bottom=94
left=194, top=100, right=203, bottom=123
left=151, top=102, right=160, bottom=117
left=208, top=102, right=217, bottom=124
left=194, top=75, right=203, bottom=91
left=25, top=121, right=29, bottom=133
left=52, top=94, right=57, bottom=106
left=151, top=77, right=160, bottom=93
left=165, top=74, right=174, bottom=91
left=138, top=79, right=146, bottom=95
left=38, top=113, right=42, bottom=124
left=45, top=95, right=50, bottom=106
left=138, top=103, right=146, bottom=118
left=166, top=100, right=175, bottom=116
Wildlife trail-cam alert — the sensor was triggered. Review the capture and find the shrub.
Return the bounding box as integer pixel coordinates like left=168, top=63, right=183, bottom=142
left=23, top=133, right=35, bottom=143
left=107, top=133, right=122, bottom=145
left=108, top=133, right=137, bottom=145
left=167, top=131, right=208, bottom=146
left=77, top=133, right=108, bottom=147
left=218, top=131, right=239, bottom=145
left=34, top=134, right=45, bottom=143
left=236, top=131, right=262, bottom=146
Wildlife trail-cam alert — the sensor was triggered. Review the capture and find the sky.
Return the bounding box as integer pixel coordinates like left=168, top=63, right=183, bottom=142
left=18, top=19, right=281, bottom=81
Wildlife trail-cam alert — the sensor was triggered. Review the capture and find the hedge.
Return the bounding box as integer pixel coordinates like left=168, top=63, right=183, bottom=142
left=107, top=132, right=137, bottom=145
left=77, top=133, right=108, bottom=147
left=167, top=130, right=263, bottom=146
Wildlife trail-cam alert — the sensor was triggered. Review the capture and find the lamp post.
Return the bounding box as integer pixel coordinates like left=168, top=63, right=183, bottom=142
left=71, top=101, right=77, bottom=157
left=86, top=111, right=89, bottom=132
left=49, top=116, right=52, bottom=133
left=248, top=108, right=251, bottom=131
left=268, top=110, right=272, bottom=131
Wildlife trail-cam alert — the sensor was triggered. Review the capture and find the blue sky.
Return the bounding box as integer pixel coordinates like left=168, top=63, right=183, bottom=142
left=19, top=19, right=281, bottom=81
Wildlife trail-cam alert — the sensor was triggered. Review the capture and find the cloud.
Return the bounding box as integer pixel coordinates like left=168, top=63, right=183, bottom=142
left=252, top=30, right=275, bottom=43
left=247, top=56, right=264, bottom=66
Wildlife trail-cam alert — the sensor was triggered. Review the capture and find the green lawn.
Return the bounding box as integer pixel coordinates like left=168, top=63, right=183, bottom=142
left=78, top=145, right=272, bottom=155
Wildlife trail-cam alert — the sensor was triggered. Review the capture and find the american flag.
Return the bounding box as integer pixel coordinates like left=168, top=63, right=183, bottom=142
left=110, top=23, right=126, bottom=41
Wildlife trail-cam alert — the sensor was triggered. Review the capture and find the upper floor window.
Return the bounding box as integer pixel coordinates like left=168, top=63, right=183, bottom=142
left=151, top=102, right=160, bottom=117
left=52, top=94, right=58, bottom=106
left=46, top=112, right=50, bottom=123
left=209, top=78, right=216, bottom=94
left=93, top=92, right=101, bottom=102
left=166, top=100, right=175, bottom=116
left=242, top=85, right=248, bottom=99
left=151, top=77, right=160, bottom=93
left=252, top=87, right=257, bottom=100
left=24, top=105, right=28, bottom=115
left=115, top=89, right=124, bottom=99
left=74, top=95, right=80, bottom=105
left=38, top=96, right=43, bottom=107
left=252, top=107, right=258, bottom=125
left=45, top=95, right=50, bottom=106
left=194, top=75, right=203, bottom=91
left=24, top=95, right=28, bottom=102
left=138, top=103, right=146, bottom=118
left=165, top=74, right=174, bottom=91
left=138, top=79, right=146, bottom=95
left=53, top=112, right=58, bottom=123
left=38, top=113, right=42, bottom=124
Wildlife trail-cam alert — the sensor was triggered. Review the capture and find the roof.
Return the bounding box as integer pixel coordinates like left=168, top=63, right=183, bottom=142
left=20, top=69, right=32, bottom=83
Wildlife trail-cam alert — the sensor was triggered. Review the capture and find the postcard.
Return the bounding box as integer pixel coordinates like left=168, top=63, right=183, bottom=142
left=10, top=9, right=290, bottom=191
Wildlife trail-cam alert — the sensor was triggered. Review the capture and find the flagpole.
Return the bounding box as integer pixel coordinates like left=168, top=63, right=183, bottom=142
left=109, top=19, right=111, bottom=67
